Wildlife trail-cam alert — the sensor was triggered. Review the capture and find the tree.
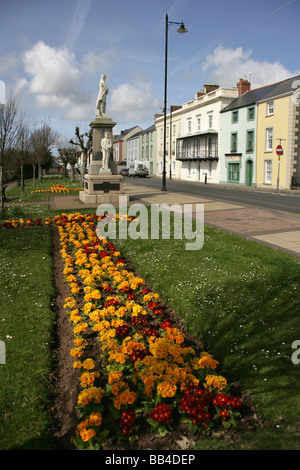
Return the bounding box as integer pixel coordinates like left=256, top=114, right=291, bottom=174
left=0, top=90, right=23, bottom=213
left=17, top=125, right=31, bottom=194
left=30, top=120, right=58, bottom=183
left=58, top=146, right=81, bottom=181
left=69, top=126, right=92, bottom=186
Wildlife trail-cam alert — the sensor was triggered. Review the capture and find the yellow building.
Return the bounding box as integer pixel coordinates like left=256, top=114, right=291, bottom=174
left=256, top=75, right=300, bottom=190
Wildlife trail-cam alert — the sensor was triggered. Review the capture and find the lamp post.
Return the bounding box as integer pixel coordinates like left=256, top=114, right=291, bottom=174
left=162, top=13, right=188, bottom=191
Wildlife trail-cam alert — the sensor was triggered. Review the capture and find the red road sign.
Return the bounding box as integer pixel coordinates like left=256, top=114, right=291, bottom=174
left=276, top=145, right=283, bottom=156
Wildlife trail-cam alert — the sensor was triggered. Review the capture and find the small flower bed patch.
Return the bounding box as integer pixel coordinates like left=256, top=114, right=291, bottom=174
left=31, top=184, right=83, bottom=194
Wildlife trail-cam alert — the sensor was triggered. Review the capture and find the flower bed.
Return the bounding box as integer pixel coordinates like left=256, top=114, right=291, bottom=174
left=53, top=212, right=243, bottom=449
left=1, top=212, right=243, bottom=449
left=31, top=184, right=83, bottom=194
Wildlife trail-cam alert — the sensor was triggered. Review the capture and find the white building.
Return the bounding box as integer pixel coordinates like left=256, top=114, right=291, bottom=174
left=127, top=132, right=141, bottom=173
left=155, top=84, right=238, bottom=184
left=155, top=106, right=183, bottom=178
left=176, top=84, right=238, bottom=184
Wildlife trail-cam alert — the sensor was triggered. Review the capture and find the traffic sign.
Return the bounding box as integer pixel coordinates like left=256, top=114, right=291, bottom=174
left=276, top=145, right=283, bottom=156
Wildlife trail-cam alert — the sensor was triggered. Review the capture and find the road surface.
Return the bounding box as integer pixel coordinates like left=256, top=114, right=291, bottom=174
left=125, top=176, right=300, bottom=215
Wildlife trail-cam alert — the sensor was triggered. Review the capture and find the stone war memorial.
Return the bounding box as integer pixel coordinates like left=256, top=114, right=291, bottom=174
left=79, top=74, right=127, bottom=204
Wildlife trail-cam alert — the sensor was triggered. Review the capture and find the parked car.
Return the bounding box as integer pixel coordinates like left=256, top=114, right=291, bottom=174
left=133, top=166, right=149, bottom=178
left=119, top=168, right=129, bottom=176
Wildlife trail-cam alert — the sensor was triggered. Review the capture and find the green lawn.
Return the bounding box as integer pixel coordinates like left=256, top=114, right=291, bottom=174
left=114, top=216, right=300, bottom=450
left=0, top=225, right=56, bottom=449
left=5, top=177, right=83, bottom=203
left=0, top=203, right=299, bottom=450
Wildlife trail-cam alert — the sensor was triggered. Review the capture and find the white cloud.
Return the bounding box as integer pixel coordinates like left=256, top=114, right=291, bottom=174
left=202, top=44, right=298, bottom=88
left=110, top=80, right=161, bottom=122
left=20, top=40, right=95, bottom=121
left=81, top=50, right=116, bottom=76
left=23, top=41, right=80, bottom=95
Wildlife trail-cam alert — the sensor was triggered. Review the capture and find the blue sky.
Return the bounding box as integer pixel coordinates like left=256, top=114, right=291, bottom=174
left=0, top=0, right=299, bottom=144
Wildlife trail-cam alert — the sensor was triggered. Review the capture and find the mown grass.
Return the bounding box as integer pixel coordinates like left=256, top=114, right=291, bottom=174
left=0, top=225, right=56, bottom=449
left=5, top=177, right=82, bottom=202
left=114, top=212, right=300, bottom=450
left=0, top=199, right=299, bottom=450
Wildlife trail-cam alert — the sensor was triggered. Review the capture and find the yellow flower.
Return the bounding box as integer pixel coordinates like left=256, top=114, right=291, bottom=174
left=80, top=371, right=100, bottom=388
left=192, top=352, right=219, bottom=370
left=77, top=387, right=103, bottom=406
left=80, top=428, right=96, bottom=442
left=205, top=374, right=227, bottom=391
left=89, top=412, right=102, bottom=426
left=82, top=358, right=95, bottom=370
left=157, top=381, right=177, bottom=398
left=114, top=389, right=137, bottom=409
left=108, top=370, right=123, bottom=384
left=70, top=347, right=84, bottom=358
left=73, top=323, right=88, bottom=335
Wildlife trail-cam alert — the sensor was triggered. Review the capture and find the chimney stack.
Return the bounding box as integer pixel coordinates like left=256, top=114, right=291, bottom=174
left=237, top=78, right=251, bottom=96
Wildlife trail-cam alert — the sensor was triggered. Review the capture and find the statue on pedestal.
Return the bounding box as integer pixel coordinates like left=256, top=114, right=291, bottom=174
left=95, top=74, right=109, bottom=117
left=100, top=131, right=112, bottom=174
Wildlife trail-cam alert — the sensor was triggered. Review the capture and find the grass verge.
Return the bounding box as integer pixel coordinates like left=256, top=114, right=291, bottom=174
left=0, top=225, right=56, bottom=449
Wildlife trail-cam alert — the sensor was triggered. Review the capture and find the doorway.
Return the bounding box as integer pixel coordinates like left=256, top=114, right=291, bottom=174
left=246, top=160, right=253, bottom=186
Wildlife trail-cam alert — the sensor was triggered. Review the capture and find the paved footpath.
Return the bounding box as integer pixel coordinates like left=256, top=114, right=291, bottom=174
left=47, top=182, right=300, bottom=258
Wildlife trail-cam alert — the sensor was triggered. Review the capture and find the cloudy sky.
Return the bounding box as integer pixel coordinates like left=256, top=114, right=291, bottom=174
left=0, top=0, right=300, bottom=143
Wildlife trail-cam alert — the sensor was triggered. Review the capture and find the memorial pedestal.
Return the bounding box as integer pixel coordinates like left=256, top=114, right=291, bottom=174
left=79, top=174, right=128, bottom=204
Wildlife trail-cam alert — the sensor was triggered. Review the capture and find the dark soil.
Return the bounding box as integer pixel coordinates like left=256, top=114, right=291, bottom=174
left=48, top=225, right=261, bottom=451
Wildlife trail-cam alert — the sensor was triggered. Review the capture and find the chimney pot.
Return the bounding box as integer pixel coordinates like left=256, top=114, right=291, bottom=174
left=237, top=78, right=251, bottom=96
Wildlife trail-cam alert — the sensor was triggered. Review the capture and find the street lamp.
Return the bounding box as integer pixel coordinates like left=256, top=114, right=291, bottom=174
left=162, top=13, right=188, bottom=191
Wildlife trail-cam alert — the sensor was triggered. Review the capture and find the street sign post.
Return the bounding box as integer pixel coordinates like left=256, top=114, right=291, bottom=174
left=276, top=142, right=285, bottom=190
left=276, top=144, right=283, bottom=157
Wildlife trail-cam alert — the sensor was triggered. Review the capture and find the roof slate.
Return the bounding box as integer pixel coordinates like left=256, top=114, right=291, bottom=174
left=257, top=74, right=300, bottom=102
left=221, top=81, right=284, bottom=113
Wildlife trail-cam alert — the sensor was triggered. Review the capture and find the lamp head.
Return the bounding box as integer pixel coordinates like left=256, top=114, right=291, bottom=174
left=177, top=22, right=188, bottom=34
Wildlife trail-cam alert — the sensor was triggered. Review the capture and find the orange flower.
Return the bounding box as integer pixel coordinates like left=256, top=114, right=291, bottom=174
left=157, top=381, right=177, bottom=398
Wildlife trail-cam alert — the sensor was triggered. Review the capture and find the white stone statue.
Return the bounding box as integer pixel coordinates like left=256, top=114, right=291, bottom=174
left=95, top=74, right=109, bottom=117
left=101, top=131, right=112, bottom=171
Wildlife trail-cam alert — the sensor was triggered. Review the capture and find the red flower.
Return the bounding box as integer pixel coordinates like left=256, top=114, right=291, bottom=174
left=150, top=403, right=173, bottom=424
left=219, top=410, right=230, bottom=421
left=161, top=320, right=172, bottom=330
left=120, top=409, right=135, bottom=436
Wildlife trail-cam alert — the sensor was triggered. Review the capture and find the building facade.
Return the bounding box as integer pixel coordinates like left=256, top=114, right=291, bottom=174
left=155, top=107, right=182, bottom=178
left=256, top=75, right=300, bottom=190
left=113, top=126, right=142, bottom=166
left=174, top=84, right=238, bottom=184
left=139, top=124, right=157, bottom=176
left=220, top=79, right=283, bottom=187
left=126, top=132, right=141, bottom=173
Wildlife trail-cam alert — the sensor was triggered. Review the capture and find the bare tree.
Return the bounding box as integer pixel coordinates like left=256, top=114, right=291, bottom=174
left=69, top=126, right=92, bottom=186
left=0, top=90, right=24, bottom=213
left=17, top=125, right=31, bottom=194
left=30, top=120, right=58, bottom=183
left=58, top=146, right=81, bottom=181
